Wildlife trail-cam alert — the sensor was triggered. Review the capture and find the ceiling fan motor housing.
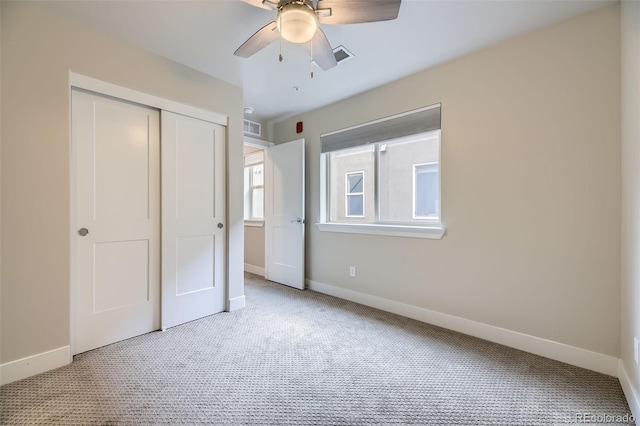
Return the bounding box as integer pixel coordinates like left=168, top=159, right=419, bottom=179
left=277, top=1, right=318, bottom=44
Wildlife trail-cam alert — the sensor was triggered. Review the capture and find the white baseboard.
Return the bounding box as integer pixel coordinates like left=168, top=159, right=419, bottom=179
left=0, top=346, right=71, bottom=386
left=306, top=279, right=618, bottom=377
left=618, top=361, right=640, bottom=420
left=228, top=295, right=246, bottom=312
left=244, top=263, right=265, bottom=277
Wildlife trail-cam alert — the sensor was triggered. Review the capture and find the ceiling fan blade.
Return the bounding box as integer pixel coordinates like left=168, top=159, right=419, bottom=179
left=234, top=21, right=280, bottom=58
left=303, top=28, right=337, bottom=71
left=240, top=0, right=279, bottom=10
left=316, top=0, right=401, bottom=25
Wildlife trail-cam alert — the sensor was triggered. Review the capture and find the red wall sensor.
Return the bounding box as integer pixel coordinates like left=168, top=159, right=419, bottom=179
left=296, top=121, right=303, bottom=133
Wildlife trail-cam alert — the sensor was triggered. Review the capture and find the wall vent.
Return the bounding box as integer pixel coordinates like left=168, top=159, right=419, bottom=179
left=243, top=119, right=261, bottom=137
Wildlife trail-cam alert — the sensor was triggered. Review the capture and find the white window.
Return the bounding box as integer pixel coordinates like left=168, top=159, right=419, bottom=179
left=318, top=104, right=444, bottom=239
left=345, top=171, right=365, bottom=217
left=244, top=151, right=264, bottom=221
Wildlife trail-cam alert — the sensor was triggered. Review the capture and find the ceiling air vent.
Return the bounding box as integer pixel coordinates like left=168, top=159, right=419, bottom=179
left=243, top=119, right=261, bottom=137
left=313, top=45, right=354, bottom=68
left=333, top=45, right=354, bottom=64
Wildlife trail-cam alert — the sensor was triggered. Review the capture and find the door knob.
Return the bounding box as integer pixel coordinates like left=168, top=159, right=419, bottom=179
left=290, top=218, right=303, bottom=223
left=217, top=223, right=224, bottom=229
left=78, top=228, right=89, bottom=236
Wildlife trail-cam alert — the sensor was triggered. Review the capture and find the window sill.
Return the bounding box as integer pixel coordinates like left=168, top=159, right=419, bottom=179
left=316, top=222, right=445, bottom=239
left=244, top=220, right=264, bottom=228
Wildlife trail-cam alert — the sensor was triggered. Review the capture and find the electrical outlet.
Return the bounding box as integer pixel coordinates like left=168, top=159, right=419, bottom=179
left=635, top=338, right=639, bottom=364
left=349, top=266, right=356, bottom=277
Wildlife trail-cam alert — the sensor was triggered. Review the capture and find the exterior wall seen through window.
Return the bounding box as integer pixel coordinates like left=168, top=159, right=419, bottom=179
left=326, top=131, right=440, bottom=225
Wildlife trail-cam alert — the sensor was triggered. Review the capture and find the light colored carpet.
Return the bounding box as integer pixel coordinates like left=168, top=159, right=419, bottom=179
left=0, top=273, right=632, bottom=425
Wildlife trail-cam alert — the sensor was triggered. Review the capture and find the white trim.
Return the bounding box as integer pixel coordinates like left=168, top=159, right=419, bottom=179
left=306, top=279, right=618, bottom=376
left=244, top=263, right=265, bottom=276
left=0, top=346, right=71, bottom=386
left=619, top=361, right=640, bottom=421
left=316, top=222, right=445, bottom=239
left=244, top=220, right=264, bottom=227
left=244, top=136, right=274, bottom=148
left=228, top=295, right=246, bottom=312
left=68, top=82, right=78, bottom=357
left=69, top=72, right=227, bottom=126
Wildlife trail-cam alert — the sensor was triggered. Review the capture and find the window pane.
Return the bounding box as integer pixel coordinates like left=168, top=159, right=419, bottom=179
left=251, top=188, right=264, bottom=219
left=378, top=132, right=439, bottom=222
left=415, top=164, right=439, bottom=218
left=252, top=164, right=263, bottom=187
left=347, top=194, right=364, bottom=217
left=347, top=173, right=363, bottom=193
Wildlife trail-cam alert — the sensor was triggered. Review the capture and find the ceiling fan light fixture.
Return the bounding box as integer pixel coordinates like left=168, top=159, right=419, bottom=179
left=277, top=2, right=318, bottom=44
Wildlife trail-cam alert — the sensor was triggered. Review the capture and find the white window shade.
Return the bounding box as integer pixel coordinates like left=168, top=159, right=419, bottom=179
left=320, top=104, right=441, bottom=154
left=244, top=151, right=264, bottom=166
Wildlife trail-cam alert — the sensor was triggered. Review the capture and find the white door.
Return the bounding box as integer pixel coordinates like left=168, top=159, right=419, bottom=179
left=73, top=89, right=160, bottom=354
left=265, top=139, right=305, bottom=289
left=161, top=111, right=226, bottom=329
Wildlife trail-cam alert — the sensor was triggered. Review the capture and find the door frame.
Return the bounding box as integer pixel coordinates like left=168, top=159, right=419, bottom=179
left=69, top=72, right=228, bottom=356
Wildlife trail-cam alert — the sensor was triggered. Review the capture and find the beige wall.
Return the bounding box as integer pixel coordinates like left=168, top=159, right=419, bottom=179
left=0, top=1, right=245, bottom=363
left=274, top=5, right=621, bottom=356
left=244, top=226, right=265, bottom=270
left=621, top=0, right=640, bottom=409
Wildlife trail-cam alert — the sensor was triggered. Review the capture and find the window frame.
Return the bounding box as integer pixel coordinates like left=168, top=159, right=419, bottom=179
left=318, top=130, right=445, bottom=240
left=345, top=170, right=365, bottom=218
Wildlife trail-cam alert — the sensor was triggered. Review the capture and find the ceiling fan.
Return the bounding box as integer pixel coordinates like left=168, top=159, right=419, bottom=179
left=234, top=0, right=402, bottom=75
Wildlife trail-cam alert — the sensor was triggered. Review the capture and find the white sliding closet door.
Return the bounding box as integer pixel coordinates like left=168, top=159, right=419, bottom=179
left=161, top=111, right=226, bottom=329
left=73, top=89, right=161, bottom=354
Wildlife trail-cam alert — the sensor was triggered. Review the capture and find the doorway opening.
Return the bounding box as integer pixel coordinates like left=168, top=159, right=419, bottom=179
left=243, top=136, right=306, bottom=289
left=244, top=143, right=267, bottom=277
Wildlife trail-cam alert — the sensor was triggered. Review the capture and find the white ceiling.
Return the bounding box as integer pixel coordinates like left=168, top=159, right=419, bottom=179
left=35, top=0, right=614, bottom=124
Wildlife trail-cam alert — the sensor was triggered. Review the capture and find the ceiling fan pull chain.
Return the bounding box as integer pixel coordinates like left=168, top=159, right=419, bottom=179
left=278, top=12, right=283, bottom=62
left=310, top=39, right=314, bottom=79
